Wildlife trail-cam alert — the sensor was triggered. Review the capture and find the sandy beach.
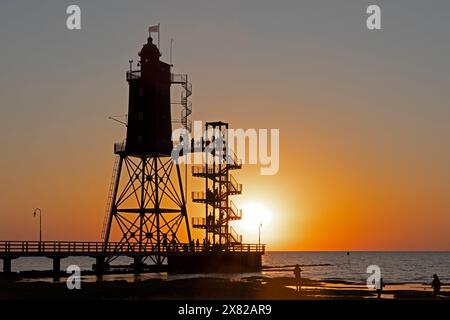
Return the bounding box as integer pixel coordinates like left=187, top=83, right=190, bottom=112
left=1, top=273, right=448, bottom=300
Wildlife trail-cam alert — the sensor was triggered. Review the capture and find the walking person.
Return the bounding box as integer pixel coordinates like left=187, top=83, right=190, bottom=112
left=431, top=274, right=441, bottom=298
left=376, top=278, right=385, bottom=299
left=294, top=264, right=302, bottom=292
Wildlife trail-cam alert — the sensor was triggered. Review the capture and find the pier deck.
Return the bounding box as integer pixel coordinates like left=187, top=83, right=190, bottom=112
left=0, top=241, right=265, bottom=274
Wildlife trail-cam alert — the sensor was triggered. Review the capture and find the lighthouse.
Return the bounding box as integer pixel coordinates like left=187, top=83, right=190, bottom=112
left=125, top=36, right=173, bottom=156
left=101, top=33, right=192, bottom=266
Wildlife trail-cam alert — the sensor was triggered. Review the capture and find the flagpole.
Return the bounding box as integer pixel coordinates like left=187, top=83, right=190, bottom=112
left=170, top=38, right=173, bottom=66
left=158, top=23, right=161, bottom=50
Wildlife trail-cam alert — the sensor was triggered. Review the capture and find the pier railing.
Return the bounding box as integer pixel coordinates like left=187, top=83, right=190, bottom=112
left=0, top=241, right=130, bottom=255
left=126, top=70, right=141, bottom=81
left=0, top=241, right=265, bottom=257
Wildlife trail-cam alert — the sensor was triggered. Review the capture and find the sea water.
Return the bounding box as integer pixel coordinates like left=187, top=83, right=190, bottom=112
left=4, top=252, right=450, bottom=284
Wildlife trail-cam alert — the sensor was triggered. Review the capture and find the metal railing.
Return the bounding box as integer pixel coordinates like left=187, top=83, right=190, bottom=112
left=126, top=70, right=141, bottom=81
left=192, top=191, right=206, bottom=202
left=0, top=241, right=131, bottom=254
left=191, top=243, right=264, bottom=253
left=171, top=73, right=188, bottom=84
left=192, top=190, right=222, bottom=203
left=114, top=141, right=126, bottom=154
left=228, top=174, right=242, bottom=194
left=192, top=165, right=225, bottom=176
left=226, top=152, right=242, bottom=168
left=0, top=241, right=264, bottom=255
left=192, top=217, right=206, bottom=227
left=171, top=73, right=193, bottom=132
left=228, top=200, right=242, bottom=220
left=229, top=226, right=242, bottom=244
left=192, top=166, right=211, bottom=176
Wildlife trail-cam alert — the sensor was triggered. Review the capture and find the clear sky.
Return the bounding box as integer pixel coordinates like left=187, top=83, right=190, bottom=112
left=1, top=0, right=450, bottom=250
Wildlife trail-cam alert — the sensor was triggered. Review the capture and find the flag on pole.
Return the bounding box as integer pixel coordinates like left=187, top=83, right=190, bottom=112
left=148, top=24, right=159, bottom=34
left=148, top=23, right=161, bottom=49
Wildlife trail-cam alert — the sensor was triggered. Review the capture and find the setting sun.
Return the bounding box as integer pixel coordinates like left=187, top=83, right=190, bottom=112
left=233, top=201, right=273, bottom=242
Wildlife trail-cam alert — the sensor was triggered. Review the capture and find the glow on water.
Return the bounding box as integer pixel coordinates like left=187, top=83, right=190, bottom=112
left=7, top=252, right=450, bottom=284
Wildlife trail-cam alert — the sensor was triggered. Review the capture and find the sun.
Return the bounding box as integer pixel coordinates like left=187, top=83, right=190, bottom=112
left=233, top=201, right=273, bottom=240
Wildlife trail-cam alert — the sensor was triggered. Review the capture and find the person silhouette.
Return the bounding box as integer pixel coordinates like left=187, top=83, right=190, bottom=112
left=171, top=234, right=177, bottom=251
left=294, top=264, right=302, bottom=292
left=162, top=234, right=168, bottom=251
left=431, top=274, right=441, bottom=298
left=376, top=278, right=385, bottom=298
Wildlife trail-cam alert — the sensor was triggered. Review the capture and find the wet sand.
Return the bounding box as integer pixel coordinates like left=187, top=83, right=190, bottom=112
left=1, top=273, right=449, bottom=300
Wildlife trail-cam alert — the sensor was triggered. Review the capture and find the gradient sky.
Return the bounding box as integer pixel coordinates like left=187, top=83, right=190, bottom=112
left=1, top=0, right=450, bottom=250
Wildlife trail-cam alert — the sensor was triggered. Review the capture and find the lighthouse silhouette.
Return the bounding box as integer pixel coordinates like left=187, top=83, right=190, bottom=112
left=126, top=36, right=173, bottom=156
left=101, top=34, right=192, bottom=267
left=99, top=31, right=263, bottom=273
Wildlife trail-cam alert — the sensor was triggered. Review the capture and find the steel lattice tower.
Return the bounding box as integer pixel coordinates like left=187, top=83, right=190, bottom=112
left=192, top=122, right=243, bottom=246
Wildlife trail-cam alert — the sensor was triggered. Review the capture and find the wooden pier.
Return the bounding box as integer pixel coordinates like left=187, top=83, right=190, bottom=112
left=0, top=241, right=265, bottom=275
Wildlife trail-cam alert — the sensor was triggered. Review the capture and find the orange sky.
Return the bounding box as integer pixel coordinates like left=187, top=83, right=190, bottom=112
left=1, top=1, right=450, bottom=250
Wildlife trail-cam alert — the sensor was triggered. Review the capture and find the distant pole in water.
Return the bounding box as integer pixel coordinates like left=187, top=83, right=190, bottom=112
left=33, top=208, right=42, bottom=245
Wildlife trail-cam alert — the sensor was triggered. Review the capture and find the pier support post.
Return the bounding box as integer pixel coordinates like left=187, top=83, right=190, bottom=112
left=2, top=258, right=11, bottom=274
left=133, top=257, right=144, bottom=274
left=52, top=257, right=61, bottom=276
left=94, top=256, right=108, bottom=275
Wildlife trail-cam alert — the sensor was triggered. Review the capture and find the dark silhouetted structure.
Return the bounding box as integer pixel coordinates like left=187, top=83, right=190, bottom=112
left=101, top=35, right=192, bottom=267
left=0, top=31, right=264, bottom=276
left=125, top=37, right=172, bottom=156
left=192, top=122, right=243, bottom=245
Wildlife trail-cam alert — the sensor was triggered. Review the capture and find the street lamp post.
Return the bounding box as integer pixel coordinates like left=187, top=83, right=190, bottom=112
left=33, top=208, right=42, bottom=248
left=258, top=223, right=263, bottom=247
